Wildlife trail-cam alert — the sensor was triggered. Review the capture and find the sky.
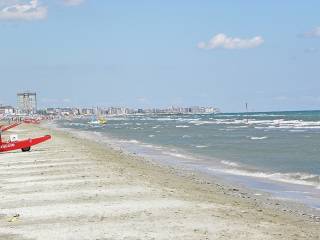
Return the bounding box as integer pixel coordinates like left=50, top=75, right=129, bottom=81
left=0, top=0, right=320, bottom=112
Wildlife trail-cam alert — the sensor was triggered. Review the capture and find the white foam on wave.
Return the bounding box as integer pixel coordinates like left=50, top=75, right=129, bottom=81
left=118, top=139, right=140, bottom=144
left=227, top=126, right=248, bottom=129
left=195, top=145, right=208, bottom=148
left=142, top=144, right=163, bottom=150
left=155, top=117, right=176, bottom=121
left=289, top=129, right=306, bottom=132
left=187, top=117, right=320, bottom=132
left=176, top=118, right=201, bottom=122
left=253, top=119, right=320, bottom=130
left=249, top=136, right=268, bottom=140
left=131, top=127, right=143, bottom=130
left=210, top=168, right=320, bottom=188
left=220, top=160, right=239, bottom=167
left=161, top=151, right=196, bottom=160
left=189, top=120, right=214, bottom=126
left=176, top=125, right=190, bottom=128
left=66, top=122, right=87, bottom=127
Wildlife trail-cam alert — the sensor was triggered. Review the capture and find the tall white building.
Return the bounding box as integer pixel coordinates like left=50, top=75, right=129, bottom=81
left=17, top=91, right=37, bottom=114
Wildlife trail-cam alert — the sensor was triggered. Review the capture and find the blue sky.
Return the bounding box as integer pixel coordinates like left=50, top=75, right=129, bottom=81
left=0, top=0, right=319, bottom=112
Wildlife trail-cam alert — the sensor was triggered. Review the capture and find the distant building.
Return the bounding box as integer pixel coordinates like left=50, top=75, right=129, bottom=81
left=107, top=107, right=129, bottom=115
left=81, top=108, right=94, bottom=115
left=0, top=105, right=15, bottom=115
left=17, top=91, right=37, bottom=114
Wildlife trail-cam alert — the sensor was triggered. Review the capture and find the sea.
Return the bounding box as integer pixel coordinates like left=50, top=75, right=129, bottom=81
left=57, top=110, right=320, bottom=210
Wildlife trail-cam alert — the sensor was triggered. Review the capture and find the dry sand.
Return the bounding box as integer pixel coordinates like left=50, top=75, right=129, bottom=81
left=0, top=124, right=319, bottom=240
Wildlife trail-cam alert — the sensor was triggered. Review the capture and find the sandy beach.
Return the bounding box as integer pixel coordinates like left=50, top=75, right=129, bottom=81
left=0, top=123, right=319, bottom=240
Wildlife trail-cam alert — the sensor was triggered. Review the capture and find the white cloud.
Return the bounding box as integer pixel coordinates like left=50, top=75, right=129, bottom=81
left=198, top=33, right=264, bottom=50
left=63, top=0, right=85, bottom=6
left=303, top=27, right=320, bottom=38
left=0, top=0, right=47, bottom=21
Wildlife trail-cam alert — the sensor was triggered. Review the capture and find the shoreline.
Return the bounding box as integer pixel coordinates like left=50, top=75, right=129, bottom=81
left=44, top=123, right=320, bottom=220
left=0, top=123, right=319, bottom=239
left=50, top=121, right=320, bottom=216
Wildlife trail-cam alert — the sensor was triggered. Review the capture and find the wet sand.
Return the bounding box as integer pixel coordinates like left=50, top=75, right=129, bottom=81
left=0, top=123, right=319, bottom=240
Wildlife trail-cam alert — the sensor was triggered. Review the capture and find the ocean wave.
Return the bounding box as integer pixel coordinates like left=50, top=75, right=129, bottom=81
left=255, top=126, right=320, bottom=130
left=65, top=122, right=87, bottom=127
left=142, top=144, right=163, bottom=150
left=248, top=136, right=268, bottom=140
left=220, top=160, right=239, bottom=167
left=182, top=135, right=191, bottom=138
left=161, top=151, right=195, bottom=160
left=187, top=117, right=320, bottom=131
left=227, top=126, right=248, bottom=129
left=189, top=120, right=215, bottom=125
left=217, top=114, right=286, bottom=117
left=289, top=129, right=306, bottom=132
left=131, top=127, right=141, bottom=130
left=218, top=128, right=236, bottom=131
left=176, top=118, right=201, bottom=122
left=118, top=139, right=140, bottom=144
left=195, top=145, right=208, bottom=148
left=210, top=168, right=320, bottom=188
left=155, top=118, right=176, bottom=121
left=176, top=125, right=190, bottom=128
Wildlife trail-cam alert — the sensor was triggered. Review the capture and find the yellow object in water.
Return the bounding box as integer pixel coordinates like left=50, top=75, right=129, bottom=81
left=98, top=118, right=107, bottom=125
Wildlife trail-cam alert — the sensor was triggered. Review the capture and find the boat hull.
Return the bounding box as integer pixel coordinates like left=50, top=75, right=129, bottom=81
left=0, top=135, right=51, bottom=153
left=23, top=119, right=40, bottom=124
left=0, top=123, right=21, bottom=132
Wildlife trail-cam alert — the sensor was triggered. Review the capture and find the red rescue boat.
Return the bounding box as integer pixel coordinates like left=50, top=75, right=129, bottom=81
left=23, top=118, right=40, bottom=124
left=0, top=123, right=51, bottom=152
left=0, top=121, right=51, bottom=153
left=0, top=122, right=21, bottom=132
left=0, top=135, right=51, bottom=152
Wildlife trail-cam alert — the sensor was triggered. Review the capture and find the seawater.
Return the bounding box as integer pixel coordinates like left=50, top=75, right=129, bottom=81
left=58, top=110, right=320, bottom=209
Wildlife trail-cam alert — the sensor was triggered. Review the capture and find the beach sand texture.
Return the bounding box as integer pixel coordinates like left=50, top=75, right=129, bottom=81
left=0, top=124, right=319, bottom=240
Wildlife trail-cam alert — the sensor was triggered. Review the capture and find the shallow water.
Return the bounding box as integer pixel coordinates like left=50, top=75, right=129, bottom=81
left=58, top=110, right=320, bottom=209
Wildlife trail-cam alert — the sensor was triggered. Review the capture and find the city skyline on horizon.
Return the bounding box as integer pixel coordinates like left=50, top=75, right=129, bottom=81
left=1, top=1, right=320, bottom=112
left=1, top=91, right=319, bottom=113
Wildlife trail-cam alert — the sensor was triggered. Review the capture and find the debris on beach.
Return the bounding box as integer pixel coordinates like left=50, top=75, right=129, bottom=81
left=8, top=214, right=20, bottom=222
